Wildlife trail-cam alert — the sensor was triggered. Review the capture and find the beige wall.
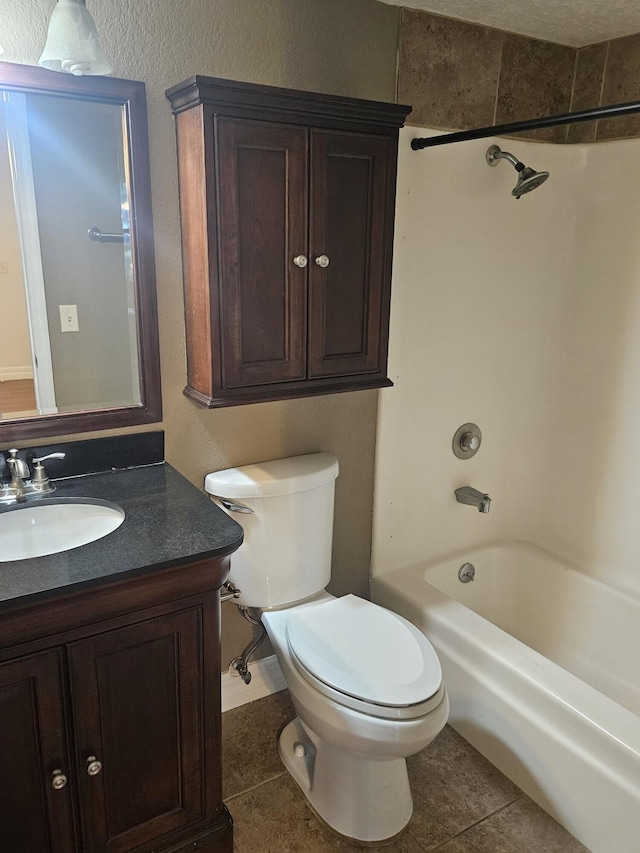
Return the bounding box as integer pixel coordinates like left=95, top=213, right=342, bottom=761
left=2, top=0, right=400, bottom=664
left=536, top=138, right=640, bottom=595
left=372, top=127, right=580, bottom=574
left=373, top=126, right=640, bottom=599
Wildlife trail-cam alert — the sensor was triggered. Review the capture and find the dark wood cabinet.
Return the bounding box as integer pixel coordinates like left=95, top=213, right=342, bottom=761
left=216, top=117, right=308, bottom=389
left=0, top=559, right=233, bottom=853
left=167, top=76, right=411, bottom=407
left=0, top=650, right=75, bottom=853
left=68, top=609, right=207, bottom=852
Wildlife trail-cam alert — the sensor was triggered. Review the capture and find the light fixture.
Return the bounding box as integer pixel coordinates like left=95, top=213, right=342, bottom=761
left=38, top=0, right=113, bottom=76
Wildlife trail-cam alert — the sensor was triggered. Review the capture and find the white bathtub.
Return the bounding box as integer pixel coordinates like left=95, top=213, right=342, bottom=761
left=372, top=541, right=640, bottom=853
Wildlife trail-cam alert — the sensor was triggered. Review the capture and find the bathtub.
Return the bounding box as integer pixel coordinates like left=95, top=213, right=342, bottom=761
left=371, top=541, right=640, bottom=853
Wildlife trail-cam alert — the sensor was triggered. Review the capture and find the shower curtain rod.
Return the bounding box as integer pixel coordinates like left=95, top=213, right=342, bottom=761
left=410, top=99, right=640, bottom=149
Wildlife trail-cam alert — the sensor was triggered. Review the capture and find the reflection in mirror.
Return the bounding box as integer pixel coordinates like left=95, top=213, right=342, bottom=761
left=0, top=63, right=161, bottom=443
left=1, top=93, right=139, bottom=416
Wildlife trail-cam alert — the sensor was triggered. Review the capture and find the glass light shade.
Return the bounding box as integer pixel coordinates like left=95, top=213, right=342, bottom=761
left=38, top=0, right=113, bottom=76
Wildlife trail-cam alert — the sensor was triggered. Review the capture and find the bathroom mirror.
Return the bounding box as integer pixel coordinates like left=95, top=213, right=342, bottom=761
left=0, top=62, right=161, bottom=443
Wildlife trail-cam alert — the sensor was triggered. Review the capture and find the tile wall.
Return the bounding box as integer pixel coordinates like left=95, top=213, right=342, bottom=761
left=399, top=8, right=640, bottom=144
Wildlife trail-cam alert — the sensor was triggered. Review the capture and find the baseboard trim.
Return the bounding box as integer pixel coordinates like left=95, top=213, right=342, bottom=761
left=0, top=366, right=33, bottom=381
left=221, top=654, right=286, bottom=712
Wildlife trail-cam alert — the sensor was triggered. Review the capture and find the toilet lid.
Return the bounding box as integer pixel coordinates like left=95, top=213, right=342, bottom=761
left=284, top=595, right=442, bottom=707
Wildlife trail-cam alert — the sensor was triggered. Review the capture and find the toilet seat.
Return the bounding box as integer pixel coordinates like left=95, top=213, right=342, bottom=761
left=285, top=595, right=444, bottom=721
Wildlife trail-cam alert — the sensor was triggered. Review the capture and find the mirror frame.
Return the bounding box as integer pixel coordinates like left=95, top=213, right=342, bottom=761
left=0, top=62, right=161, bottom=443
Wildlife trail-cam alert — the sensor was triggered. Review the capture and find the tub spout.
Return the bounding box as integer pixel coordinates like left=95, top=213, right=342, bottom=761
left=455, top=486, right=491, bottom=513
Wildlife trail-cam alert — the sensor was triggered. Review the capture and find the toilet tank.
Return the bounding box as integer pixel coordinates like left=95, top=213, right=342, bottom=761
left=204, top=453, right=339, bottom=608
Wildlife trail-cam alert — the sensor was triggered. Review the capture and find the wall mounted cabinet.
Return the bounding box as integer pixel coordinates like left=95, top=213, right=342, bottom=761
left=167, top=76, right=411, bottom=407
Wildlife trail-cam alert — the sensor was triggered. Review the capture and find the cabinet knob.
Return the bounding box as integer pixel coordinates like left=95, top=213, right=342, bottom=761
left=315, top=254, right=330, bottom=268
left=51, top=769, right=68, bottom=790
left=86, top=755, right=103, bottom=777
left=293, top=255, right=308, bottom=268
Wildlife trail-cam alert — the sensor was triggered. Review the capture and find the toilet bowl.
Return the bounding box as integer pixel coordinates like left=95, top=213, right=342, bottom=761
left=205, top=453, right=449, bottom=842
left=263, top=593, right=449, bottom=842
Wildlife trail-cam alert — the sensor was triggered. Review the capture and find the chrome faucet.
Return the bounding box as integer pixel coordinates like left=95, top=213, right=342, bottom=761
left=455, top=486, right=491, bottom=513
left=1, top=449, right=66, bottom=504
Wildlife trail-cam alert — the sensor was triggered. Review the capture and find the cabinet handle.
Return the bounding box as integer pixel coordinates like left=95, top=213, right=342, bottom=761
left=51, top=769, right=68, bottom=790
left=86, top=756, right=103, bottom=777
left=293, top=255, right=308, bottom=268
left=315, top=255, right=330, bottom=268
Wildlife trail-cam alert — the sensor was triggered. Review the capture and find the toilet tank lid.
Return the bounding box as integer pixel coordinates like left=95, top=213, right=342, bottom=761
left=204, top=452, right=339, bottom=499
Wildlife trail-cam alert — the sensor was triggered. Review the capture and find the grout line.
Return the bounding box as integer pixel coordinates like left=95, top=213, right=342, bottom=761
left=599, top=40, right=610, bottom=107
left=395, top=7, right=404, bottom=105
left=224, top=770, right=287, bottom=804
left=423, top=795, right=523, bottom=852
left=568, top=48, right=579, bottom=113
left=492, top=32, right=504, bottom=126
left=594, top=40, right=611, bottom=141
left=566, top=48, right=580, bottom=143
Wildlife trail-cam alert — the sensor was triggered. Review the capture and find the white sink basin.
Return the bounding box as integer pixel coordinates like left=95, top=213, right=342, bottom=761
left=0, top=499, right=125, bottom=562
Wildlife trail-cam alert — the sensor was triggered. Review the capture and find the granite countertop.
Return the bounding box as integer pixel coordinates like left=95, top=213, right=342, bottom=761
left=0, top=462, right=244, bottom=611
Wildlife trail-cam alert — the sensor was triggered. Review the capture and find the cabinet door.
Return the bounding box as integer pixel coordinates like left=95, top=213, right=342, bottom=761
left=67, top=607, right=206, bottom=853
left=0, top=650, right=76, bottom=853
left=217, top=118, right=308, bottom=388
left=308, top=130, right=392, bottom=378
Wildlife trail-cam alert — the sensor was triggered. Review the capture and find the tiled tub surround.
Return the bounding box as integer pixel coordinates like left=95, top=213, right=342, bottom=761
left=222, top=691, right=589, bottom=852
left=399, top=8, right=640, bottom=144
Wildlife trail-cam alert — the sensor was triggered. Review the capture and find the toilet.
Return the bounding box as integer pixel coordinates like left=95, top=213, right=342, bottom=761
left=205, top=453, right=449, bottom=843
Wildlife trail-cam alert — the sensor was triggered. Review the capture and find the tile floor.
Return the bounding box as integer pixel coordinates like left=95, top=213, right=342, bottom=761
left=222, top=690, right=591, bottom=852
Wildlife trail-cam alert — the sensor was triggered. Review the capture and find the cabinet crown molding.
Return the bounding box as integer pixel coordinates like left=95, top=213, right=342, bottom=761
left=166, top=74, right=412, bottom=132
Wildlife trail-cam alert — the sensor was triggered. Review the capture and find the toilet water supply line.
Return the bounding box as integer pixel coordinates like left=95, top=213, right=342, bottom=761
left=230, top=603, right=267, bottom=685
left=220, top=581, right=267, bottom=684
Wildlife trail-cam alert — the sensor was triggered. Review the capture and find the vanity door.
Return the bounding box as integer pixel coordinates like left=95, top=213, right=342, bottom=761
left=0, top=649, right=76, bottom=853
left=67, top=606, right=208, bottom=853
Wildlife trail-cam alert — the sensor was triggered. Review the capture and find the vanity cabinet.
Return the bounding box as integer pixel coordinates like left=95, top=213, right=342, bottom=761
left=0, top=557, right=233, bottom=853
left=167, top=76, right=411, bottom=406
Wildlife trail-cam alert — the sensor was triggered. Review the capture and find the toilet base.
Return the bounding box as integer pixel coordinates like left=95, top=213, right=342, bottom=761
left=278, top=717, right=413, bottom=843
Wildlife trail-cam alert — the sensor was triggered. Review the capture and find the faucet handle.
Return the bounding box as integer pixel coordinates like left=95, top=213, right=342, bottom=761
left=31, top=452, right=65, bottom=490
left=32, top=452, right=66, bottom=464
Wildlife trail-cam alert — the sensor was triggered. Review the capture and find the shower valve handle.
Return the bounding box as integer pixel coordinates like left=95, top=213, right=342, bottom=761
left=461, top=432, right=480, bottom=452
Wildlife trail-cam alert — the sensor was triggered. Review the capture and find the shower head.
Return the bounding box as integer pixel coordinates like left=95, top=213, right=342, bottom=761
left=486, top=144, right=549, bottom=199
